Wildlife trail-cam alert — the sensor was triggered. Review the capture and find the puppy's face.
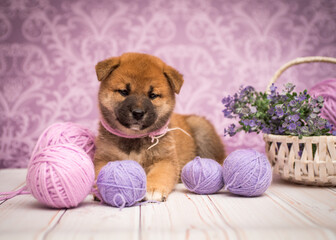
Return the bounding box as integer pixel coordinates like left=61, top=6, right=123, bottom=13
left=96, top=53, right=184, bottom=134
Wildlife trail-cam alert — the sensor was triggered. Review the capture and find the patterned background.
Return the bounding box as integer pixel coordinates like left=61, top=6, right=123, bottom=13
left=0, top=0, right=335, bottom=168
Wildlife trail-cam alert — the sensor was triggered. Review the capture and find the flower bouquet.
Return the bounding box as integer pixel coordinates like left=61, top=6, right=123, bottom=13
left=222, top=56, right=336, bottom=186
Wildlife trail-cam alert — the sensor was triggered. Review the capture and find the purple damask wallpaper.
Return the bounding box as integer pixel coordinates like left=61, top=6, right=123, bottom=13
left=0, top=0, right=335, bottom=168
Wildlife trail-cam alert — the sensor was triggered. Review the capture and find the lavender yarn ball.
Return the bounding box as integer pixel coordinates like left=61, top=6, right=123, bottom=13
left=97, top=160, right=146, bottom=208
left=181, top=156, right=224, bottom=194
left=309, top=79, right=336, bottom=131
left=223, top=149, right=272, bottom=197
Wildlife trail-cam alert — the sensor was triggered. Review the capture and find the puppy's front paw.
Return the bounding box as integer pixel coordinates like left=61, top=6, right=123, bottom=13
left=145, top=190, right=167, bottom=202
left=145, top=181, right=172, bottom=202
left=145, top=161, right=176, bottom=202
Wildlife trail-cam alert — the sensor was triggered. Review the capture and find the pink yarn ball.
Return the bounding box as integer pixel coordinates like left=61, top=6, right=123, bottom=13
left=32, top=122, right=96, bottom=159
left=309, top=79, right=336, bottom=131
left=27, top=144, right=95, bottom=208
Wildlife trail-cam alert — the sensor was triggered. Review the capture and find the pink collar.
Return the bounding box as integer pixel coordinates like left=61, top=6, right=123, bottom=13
left=100, top=117, right=170, bottom=139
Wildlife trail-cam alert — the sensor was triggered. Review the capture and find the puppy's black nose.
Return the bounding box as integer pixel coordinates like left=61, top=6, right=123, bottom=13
left=132, top=109, right=145, bottom=120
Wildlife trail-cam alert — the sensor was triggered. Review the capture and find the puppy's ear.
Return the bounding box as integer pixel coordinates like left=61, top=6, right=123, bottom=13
left=164, top=65, right=184, bottom=94
left=95, top=57, right=120, bottom=81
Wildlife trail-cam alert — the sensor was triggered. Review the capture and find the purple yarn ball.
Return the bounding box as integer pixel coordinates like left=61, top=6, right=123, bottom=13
left=223, top=149, right=272, bottom=197
left=97, top=160, right=146, bottom=208
left=181, top=156, right=224, bottom=194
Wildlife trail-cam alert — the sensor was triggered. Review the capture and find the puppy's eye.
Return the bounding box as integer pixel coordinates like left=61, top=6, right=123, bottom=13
left=149, top=92, right=160, bottom=100
left=117, top=89, right=129, bottom=97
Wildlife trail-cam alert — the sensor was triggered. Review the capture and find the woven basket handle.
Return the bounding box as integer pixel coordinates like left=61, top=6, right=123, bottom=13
left=266, top=56, right=336, bottom=92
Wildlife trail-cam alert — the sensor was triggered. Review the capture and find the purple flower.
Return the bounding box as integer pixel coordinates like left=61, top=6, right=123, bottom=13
left=275, top=107, right=284, bottom=118
left=269, top=84, right=277, bottom=95
left=242, top=119, right=249, bottom=126
left=326, top=122, right=333, bottom=130
left=229, top=123, right=235, bottom=129
left=222, top=83, right=335, bottom=138
left=270, top=84, right=277, bottom=92
left=262, top=126, right=271, bottom=134
left=317, top=118, right=326, bottom=128
left=289, top=100, right=297, bottom=107
left=268, top=84, right=277, bottom=100
left=222, top=96, right=231, bottom=105
left=291, top=114, right=300, bottom=122
left=288, top=123, right=297, bottom=131
left=223, top=109, right=232, bottom=118
left=249, top=120, right=256, bottom=127
left=224, top=124, right=236, bottom=136
left=278, top=127, right=285, bottom=134
left=229, top=101, right=235, bottom=109
left=287, top=114, right=299, bottom=122
left=240, top=86, right=254, bottom=95
left=268, top=108, right=275, bottom=115
left=297, top=94, right=307, bottom=102
left=332, top=130, right=336, bottom=136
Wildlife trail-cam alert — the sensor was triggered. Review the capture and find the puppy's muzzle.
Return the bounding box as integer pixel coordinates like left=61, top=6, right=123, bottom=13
left=115, top=95, right=157, bottom=130
left=132, top=109, right=145, bottom=120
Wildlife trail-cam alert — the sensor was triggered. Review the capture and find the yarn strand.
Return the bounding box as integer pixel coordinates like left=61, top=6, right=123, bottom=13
left=148, top=127, right=191, bottom=150
left=0, top=185, right=30, bottom=201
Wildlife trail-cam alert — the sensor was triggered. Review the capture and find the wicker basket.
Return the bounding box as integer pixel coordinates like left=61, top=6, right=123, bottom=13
left=263, top=56, right=336, bottom=186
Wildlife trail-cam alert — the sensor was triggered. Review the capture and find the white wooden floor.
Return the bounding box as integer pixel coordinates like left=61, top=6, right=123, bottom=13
left=1, top=169, right=336, bottom=240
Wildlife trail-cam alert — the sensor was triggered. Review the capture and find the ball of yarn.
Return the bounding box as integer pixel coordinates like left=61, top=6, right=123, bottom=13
left=181, top=156, right=224, bottom=194
left=97, top=160, right=146, bottom=208
left=32, top=122, right=96, bottom=159
left=309, top=79, right=336, bottom=131
left=27, top=144, right=95, bottom=208
left=223, top=149, right=272, bottom=197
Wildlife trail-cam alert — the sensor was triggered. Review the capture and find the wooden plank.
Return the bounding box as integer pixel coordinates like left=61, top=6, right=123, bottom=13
left=268, top=176, right=336, bottom=232
left=0, top=169, right=27, bottom=206
left=0, top=169, right=27, bottom=192
left=0, top=169, right=67, bottom=240
left=207, top=176, right=336, bottom=240
left=44, top=195, right=140, bottom=240
left=0, top=195, right=66, bottom=240
left=0, top=169, right=140, bottom=240
left=1, top=169, right=336, bottom=240
left=140, top=184, right=237, bottom=240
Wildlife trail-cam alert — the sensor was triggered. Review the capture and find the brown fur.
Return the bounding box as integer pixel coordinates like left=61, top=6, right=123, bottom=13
left=94, top=53, right=225, bottom=201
